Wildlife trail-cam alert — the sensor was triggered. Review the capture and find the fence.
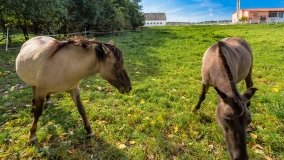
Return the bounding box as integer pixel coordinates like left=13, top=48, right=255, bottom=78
left=167, top=19, right=284, bottom=26
left=246, top=18, right=284, bottom=24
left=0, top=28, right=137, bottom=52
left=167, top=21, right=232, bottom=26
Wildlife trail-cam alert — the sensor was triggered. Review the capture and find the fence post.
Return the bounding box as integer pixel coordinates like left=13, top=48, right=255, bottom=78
left=5, top=27, right=9, bottom=52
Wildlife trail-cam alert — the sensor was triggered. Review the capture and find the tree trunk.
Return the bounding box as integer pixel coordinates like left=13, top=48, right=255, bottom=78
left=32, top=21, right=39, bottom=35
left=0, top=10, right=7, bottom=37
left=21, top=25, right=29, bottom=40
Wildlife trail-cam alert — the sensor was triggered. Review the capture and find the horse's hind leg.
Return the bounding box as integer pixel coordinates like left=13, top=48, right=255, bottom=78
left=193, top=83, right=209, bottom=112
left=31, top=87, right=50, bottom=111
left=46, top=94, right=51, bottom=101
left=245, top=68, right=253, bottom=88
left=29, top=91, right=45, bottom=144
left=31, top=87, right=36, bottom=113
left=32, top=86, right=36, bottom=106
left=69, top=87, right=93, bottom=137
left=244, top=68, right=254, bottom=108
left=45, top=94, right=52, bottom=105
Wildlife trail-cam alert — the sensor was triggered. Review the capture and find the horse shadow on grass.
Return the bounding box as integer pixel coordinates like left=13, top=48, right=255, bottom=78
left=32, top=102, right=128, bottom=159
left=0, top=92, right=127, bottom=159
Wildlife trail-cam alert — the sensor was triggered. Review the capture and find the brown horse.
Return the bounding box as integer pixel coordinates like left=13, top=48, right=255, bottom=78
left=194, top=37, right=257, bottom=159
left=16, top=36, right=132, bottom=143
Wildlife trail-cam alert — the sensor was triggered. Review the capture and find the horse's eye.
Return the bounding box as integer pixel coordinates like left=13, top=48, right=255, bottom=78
left=233, top=98, right=239, bottom=103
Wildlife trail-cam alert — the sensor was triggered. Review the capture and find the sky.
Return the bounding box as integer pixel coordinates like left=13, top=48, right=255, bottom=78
left=141, top=0, right=284, bottom=22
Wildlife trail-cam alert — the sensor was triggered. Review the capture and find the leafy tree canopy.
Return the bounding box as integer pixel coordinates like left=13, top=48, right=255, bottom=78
left=0, top=0, right=144, bottom=39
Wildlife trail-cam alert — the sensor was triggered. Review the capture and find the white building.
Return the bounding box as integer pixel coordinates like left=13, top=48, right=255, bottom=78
left=144, top=13, right=167, bottom=26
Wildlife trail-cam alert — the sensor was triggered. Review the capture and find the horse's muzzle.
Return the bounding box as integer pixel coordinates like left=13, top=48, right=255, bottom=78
left=119, top=86, right=132, bottom=94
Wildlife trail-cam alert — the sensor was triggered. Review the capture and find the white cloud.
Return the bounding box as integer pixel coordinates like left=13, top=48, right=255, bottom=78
left=167, top=8, right=184, bottom=14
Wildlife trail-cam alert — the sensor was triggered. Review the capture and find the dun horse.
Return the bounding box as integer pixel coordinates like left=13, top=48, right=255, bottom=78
left=194, top=37, right=257, bottom=159
left=16, top=36, right=132, bottom=143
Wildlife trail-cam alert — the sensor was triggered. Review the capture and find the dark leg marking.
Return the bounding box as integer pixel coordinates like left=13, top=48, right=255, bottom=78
left=29, top=95, right=45, bottom=144
left=193, top=83, right=209, bottom=112
left=245, top=68, right=253, bottom=88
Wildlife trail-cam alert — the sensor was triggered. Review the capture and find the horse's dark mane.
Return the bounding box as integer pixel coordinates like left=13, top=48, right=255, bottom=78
left=93, top=42, right=124, bottom=69
left=49, top=37, right=124, bottom=68
left=49, top=40, right=69, bottom=57
left=217, top=41, right=240, bottom=98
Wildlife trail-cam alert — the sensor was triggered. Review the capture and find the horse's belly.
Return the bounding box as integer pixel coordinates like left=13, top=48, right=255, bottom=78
left=235, top=59, right=252, bottom=83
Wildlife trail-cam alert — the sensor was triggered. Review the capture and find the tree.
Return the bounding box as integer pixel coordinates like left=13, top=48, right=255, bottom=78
left=240, top=16, right=249, bottom=22
left=2, top=0, right=69, bottom=39
left=3, top=0, right=32, bottom=40
left=0, top=1, right=7, bottom=36
left=127, top=0, right=144, bottom=29
left=28, top=0, right=69, bottom=34
left=113, top=0, right=144, bottom=29
left=0, top=0, right=144, bottom=38
left=63, top=0, right=99, bottom=32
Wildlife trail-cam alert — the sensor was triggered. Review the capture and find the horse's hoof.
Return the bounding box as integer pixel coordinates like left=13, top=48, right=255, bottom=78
left=29, top=136, right=38, bottom=144
left=192, top=109, right=199, bottom=113
left=31, top=107, right=35, bottom=113
left=45, top=100, right=52, bottom=105
left=86, top=133, right=95, bottom=139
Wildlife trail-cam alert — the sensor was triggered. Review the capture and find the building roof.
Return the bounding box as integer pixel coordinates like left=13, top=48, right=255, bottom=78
left=144, top=13, right=166, bottom=21
left=240, top=8, right=284, bottom=12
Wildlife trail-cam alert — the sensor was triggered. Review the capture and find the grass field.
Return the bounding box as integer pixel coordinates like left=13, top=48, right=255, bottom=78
left=0, top=24, right=284, bottom=159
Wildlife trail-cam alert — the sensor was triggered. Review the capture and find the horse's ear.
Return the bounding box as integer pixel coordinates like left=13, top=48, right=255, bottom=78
left=243, top=87, right=258, bottom=101
left=102, top=44, right=111, bottom=55
left=214, top=87, right=228, bottom=101
left=81, top=41, right=90, bottom=49
left=108, top=40, right=115, bottom=45
left=95, top=44, right=105, bottom=61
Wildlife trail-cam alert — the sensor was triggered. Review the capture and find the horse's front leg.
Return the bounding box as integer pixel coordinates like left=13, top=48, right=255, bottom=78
left=69, top=87, right=93, bottom=137
left=29, top=91, right=45, bottom=144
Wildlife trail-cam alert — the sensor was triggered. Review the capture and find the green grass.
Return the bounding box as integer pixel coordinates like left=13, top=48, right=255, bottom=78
left=1, top=24, right=284, bottom=159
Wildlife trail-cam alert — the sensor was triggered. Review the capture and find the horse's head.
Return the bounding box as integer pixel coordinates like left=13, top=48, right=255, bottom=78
left=95, top=43, right=132, bottom=93
left=215, top=87, right=257, bottom=160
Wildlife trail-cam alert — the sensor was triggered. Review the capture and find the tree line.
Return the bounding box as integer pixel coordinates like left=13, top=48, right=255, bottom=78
left=0, top=0, right=144, bottom=40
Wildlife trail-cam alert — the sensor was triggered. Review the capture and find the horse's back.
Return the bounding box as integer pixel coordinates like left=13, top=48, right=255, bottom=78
left=221, top=37, right=252, bottom=82
left=201, top=37, right=252, bottom=85
left=221, top=37, right=252, bottom=56
left=16, top=36, right=57, bottom=86
left=16, top=36, right=98, bottom=93
left=201, top=43, right=220, bottom=85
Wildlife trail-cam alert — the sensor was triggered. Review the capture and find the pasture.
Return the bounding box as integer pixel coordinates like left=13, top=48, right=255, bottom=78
left=0, top=24, right=284, bottom=159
